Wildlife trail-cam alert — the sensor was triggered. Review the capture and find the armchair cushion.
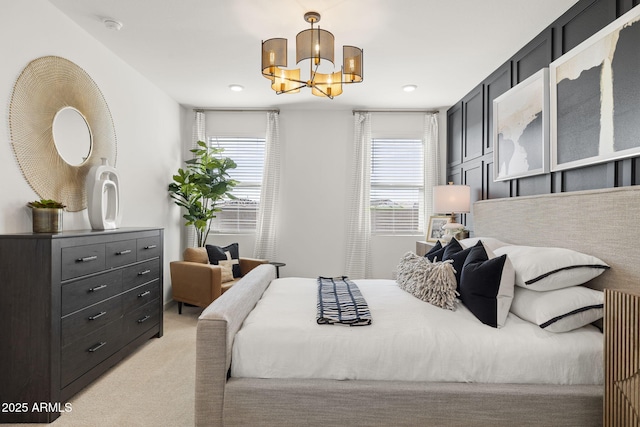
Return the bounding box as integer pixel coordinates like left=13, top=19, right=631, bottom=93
left=206, top=243, right=241, bottom=278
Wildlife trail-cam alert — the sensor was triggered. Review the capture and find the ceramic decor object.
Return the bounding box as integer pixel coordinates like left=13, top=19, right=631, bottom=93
left=86, top=157, right=121, bottom=230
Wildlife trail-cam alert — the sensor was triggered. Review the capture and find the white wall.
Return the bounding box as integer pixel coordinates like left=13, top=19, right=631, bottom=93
left=197, top=107, right=449, bottom=280
left=1, top=1, right=183, bottom=305
left=277, top=108, right=353, bottom=277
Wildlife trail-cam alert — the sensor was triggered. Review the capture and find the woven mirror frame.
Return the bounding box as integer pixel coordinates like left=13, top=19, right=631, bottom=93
left=9, top=56, right=117, bottom=212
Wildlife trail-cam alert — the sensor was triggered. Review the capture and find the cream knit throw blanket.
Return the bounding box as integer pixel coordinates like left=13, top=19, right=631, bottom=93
left=396, top=252, right=459, bottom=310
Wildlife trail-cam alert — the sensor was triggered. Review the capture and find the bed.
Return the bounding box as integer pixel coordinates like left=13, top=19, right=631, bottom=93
left=195, top=186, right=640, bottom=426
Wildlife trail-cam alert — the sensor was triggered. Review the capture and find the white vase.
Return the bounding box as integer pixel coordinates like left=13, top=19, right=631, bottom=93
left=86, top=157, right=121, bottom=230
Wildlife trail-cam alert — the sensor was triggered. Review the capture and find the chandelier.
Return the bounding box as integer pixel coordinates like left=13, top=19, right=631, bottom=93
left=261, top=11, right=363, bottom=99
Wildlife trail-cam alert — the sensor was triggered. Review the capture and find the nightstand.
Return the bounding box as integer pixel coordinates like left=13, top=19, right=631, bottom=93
left=416, top=241, right=435, bottom=256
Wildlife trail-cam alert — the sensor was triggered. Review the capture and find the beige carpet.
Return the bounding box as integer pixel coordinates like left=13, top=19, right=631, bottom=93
left=14, top=304, right=203, bottom=427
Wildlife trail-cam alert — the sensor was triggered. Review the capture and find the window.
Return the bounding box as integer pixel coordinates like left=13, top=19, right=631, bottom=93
left=208, top=136, right=265, bottom=233
left=370, top=138, right=424, bottom=234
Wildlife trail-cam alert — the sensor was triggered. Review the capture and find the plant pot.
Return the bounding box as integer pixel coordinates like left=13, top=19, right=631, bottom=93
left=32, top=208, right=63, bottom=233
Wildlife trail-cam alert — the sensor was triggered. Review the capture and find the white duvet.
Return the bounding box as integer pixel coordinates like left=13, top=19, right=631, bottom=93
left=231, top=278, right=603, bottom=385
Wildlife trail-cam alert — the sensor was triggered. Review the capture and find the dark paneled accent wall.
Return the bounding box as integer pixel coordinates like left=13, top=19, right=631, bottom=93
left=446, top=0, right=639, bottom=230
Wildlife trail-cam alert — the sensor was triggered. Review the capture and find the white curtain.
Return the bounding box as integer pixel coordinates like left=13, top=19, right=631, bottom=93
left=423, top=112, right=440, bottom=220
left=345, top=112, right=372, bottom=279
left=254, top=111, right=281, bottom=260
left=186, top=111, right=206, bottom=248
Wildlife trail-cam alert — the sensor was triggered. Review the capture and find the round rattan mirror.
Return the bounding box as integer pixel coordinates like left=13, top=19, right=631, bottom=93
left=9, top=56, right=117, bottom=212
left=52, top=106, right=93, bottom=166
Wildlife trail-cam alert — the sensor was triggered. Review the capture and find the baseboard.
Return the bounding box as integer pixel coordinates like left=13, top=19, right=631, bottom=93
left=163, top=299, right=178, bottom=311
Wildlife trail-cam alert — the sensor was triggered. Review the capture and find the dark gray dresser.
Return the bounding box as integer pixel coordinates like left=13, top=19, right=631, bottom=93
left=0, top=228, right=163, bottom=423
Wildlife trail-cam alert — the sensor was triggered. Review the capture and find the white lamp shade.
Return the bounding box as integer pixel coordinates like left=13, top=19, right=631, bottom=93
left=433, top=184, right=471, bottom=214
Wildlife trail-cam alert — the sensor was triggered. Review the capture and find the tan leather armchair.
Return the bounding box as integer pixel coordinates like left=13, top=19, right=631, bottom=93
left=170, top=247, right=267, bottom=314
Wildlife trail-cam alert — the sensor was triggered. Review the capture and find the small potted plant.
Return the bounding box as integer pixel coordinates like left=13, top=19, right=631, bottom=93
left=27, top=199, right=66, bottom=233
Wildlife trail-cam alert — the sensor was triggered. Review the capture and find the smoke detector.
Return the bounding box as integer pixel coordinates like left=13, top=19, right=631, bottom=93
left=103, top=18, right=123, bottom=31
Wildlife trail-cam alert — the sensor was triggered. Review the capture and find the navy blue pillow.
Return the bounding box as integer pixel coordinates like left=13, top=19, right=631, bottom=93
left=444, top=239, right=483, bottom=291
left=205, top=243, right=241, bottom=278
left=459, top=244, right=508, bottom=328
left=441, top=237, right=463, bottom=259
left=424, top=240, right=444, bottom=262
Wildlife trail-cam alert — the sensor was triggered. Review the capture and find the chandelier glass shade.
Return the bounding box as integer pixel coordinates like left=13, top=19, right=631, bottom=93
left=261, top=12, right=363, bottom=99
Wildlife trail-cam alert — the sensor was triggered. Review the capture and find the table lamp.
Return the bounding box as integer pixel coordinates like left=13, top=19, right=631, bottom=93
left=433, top=183, right=471, bottom=242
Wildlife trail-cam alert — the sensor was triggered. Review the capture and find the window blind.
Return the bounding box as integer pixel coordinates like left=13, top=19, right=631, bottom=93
left=370, top=138, right=424, bottom=234
left=208, top=137, right=265, bottom=233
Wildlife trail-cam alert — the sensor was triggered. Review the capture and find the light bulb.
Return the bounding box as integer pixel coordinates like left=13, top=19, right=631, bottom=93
left=269, top=51, right=275, bottom=65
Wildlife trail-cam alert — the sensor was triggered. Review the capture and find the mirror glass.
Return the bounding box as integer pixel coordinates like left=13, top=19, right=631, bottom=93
left=52, top=107, right=92, bottom=166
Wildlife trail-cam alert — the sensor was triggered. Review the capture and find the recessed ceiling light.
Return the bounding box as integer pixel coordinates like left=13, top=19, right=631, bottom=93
left=229, top=84, right=244, bottom=92
left=402, top=84, right=417, bottom=92
left=103, top=18, right=123, bottom=31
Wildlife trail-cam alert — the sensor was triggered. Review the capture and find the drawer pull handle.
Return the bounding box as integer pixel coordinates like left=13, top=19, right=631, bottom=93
left=144, top=245, right=157, bottom=249
left=77, top=255, right=98, bottom=263
left=88, top=311, right=106, bottom=321
left=138, top=269, right=151, bottom=276
left=116, top=249, right=132, bottom=255
left=138, top=290, right=151, bottom=298
left=88, top=342, right=106, bottom=352
left=137, top=315, right=151, bottom=323
left=88, top=284, right=108, bottom=292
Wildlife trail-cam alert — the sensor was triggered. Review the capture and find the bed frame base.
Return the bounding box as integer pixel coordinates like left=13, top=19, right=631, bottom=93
left=223, top=378, right=601, bottom=427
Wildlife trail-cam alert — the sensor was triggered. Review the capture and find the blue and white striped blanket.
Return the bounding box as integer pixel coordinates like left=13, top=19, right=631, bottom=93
left=316, top=276, right=372, bottom=326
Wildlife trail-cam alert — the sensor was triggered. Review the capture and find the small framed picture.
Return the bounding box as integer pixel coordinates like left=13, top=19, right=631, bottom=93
left=427, top=215, right=449, bottom=243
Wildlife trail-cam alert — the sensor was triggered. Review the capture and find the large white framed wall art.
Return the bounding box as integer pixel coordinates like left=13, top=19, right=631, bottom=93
left=493, top=68, right=549, bottom=182
left=550, top=5, right=640, bottom=172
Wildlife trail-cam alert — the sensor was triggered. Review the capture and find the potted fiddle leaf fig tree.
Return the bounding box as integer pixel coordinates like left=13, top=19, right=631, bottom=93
left=27, top=198, right=66, bottom=233
left=168, top=140, right=238, bottom=247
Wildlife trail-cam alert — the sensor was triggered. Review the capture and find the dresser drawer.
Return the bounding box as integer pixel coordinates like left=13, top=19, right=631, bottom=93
left=122, top=258, right=160, bottom=291
left=60, top=319, right=122, bottom=388
left=137, top=236, right=161, bottom=261
left=122, top=300, right=159, bottom=344
left=61, top=244, right=106, bottom=280
left=61, top=270, right=122, bottom=316
left=105, top=239, right=137, bottom=269
left=122, top=280, right=160, bottom=314
left=61, top=296, right=123, bottom=348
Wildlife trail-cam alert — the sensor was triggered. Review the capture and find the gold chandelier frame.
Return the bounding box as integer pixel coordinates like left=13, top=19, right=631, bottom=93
left=261, top=11, right=363, bottom=99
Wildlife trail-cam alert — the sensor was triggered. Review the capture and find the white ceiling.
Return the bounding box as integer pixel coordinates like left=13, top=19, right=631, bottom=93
left=49, top=0, right=579, bottom=111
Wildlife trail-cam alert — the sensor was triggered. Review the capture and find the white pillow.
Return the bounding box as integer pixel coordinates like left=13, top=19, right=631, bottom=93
left=493, top=245, right=609, bottom=291
left=459, top=237, right=511, bottom=252
left=510, top=286, right=604, bottom=333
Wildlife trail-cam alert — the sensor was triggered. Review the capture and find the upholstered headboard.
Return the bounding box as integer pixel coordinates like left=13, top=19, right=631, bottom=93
left=473, top=186, right=640, bottom=292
